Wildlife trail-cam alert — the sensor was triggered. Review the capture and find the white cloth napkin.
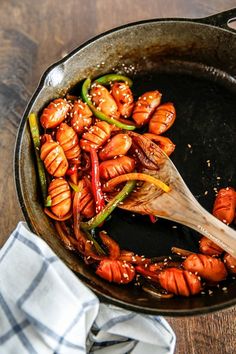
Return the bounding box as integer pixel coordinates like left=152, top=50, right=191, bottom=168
left=0, top=222, right=176, bottom=354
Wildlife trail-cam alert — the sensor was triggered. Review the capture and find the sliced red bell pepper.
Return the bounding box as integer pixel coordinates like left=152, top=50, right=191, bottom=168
left=73, top=190, right=82, bottom=240
left=66, top=165, right=77, bottom=175
left=89, top=148, right=105, bottom=213
left=149, top=215, right=157, bottom=223
left=66, top=164, right=78, bottom=185
left=72, top=186, right=105, bottom=256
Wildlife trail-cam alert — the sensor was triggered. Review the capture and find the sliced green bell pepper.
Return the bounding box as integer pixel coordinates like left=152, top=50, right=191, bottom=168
left=81, top=78, right=136, bottom=131
left=95, top=74, right=133, bottom=87
left=28, top=112, right=48, bottom=206
left=81, top=180, right=136, bottom=230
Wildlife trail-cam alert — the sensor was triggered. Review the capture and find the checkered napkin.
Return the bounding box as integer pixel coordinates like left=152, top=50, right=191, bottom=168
left=0, top=222, right=176, bottom=354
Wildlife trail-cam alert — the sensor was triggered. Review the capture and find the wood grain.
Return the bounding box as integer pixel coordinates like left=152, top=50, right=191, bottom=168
left=1, top=1, right=236, bottom=353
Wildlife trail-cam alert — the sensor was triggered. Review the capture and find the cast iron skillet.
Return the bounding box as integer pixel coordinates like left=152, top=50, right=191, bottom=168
left=15, top=9, right=236, bottom=316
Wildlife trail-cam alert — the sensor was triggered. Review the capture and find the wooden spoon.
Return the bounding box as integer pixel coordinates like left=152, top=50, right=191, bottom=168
left=120, top=132, right=236, bottom=257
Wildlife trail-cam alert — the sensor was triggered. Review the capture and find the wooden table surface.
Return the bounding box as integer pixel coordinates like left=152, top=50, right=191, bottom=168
left=1, top=0, right=236, bottom=352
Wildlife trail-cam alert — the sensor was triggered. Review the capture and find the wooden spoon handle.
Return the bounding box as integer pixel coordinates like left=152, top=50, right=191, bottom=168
left=172, top=196, right=236, bottom=257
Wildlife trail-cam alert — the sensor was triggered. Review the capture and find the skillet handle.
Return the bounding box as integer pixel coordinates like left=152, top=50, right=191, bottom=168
left=197, top=8, right=236, bottom=32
